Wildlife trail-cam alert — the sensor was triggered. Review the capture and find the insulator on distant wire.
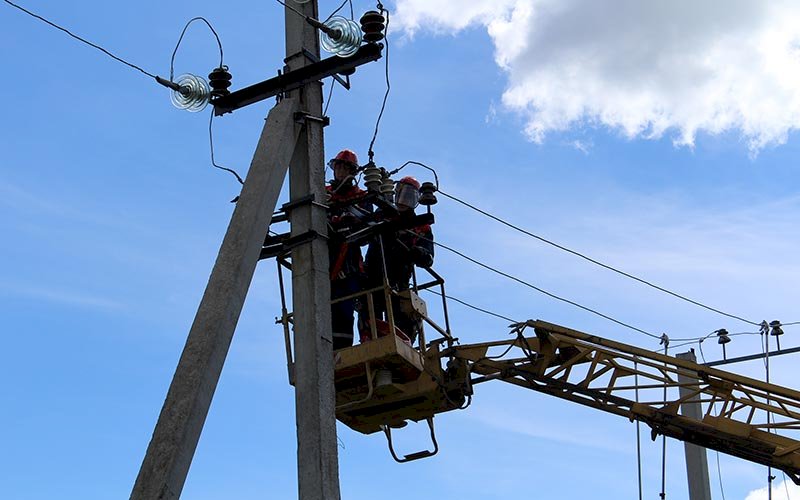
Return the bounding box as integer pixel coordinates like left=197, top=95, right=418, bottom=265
left=363, top=163, right=382, bottom=192
left=321, top=16, right=362, bottom=57
left=770, top=320, right=784, bottom=337
left=419, top=182, right=438, bottom=206
left=360, top=10, right=386, bottom=43
left=716, top=328, right=731, bottom=359
left=170, top=73, right=210, bottom=112
left=208, top=66, right=232, bottom=99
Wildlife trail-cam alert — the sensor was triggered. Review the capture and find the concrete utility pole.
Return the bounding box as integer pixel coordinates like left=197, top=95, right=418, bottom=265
left=283, top=1, right=341, bottom=499
left=130, top=97, right=301, bottom=500
left=677, top=350, right=713, bottom=500
left=131, top=1, right=342, bottom=497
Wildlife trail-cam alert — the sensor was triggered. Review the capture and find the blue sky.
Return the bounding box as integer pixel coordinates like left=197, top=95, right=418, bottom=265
left=3, top=1, right=800, bottom=499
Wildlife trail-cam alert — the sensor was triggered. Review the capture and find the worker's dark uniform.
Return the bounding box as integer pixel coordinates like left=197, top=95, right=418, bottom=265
left=364, top=210, right=434, bottom=344
left=327, top=182, right=370, bottom=350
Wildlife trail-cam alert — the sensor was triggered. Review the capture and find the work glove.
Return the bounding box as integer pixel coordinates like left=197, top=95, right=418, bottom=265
left=409, top=246, right=432, bottom=268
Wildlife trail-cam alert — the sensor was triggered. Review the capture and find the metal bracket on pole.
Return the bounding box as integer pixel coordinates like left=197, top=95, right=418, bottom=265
left=212, top=43, right=383, bottom=116
left=260, top=230, right=326, bottom=260
left=295, top=111, right=330, bottom=127
left=292, top=49, right=351, bottom=90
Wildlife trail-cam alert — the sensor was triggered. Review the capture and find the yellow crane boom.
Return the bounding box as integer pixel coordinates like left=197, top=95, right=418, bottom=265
left=450, top=320, right=800, bottom=483
left=334, top=316, right=800, bottom=482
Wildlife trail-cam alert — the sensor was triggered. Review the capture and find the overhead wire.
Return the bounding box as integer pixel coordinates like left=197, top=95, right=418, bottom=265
left=323, top=76, right=336, bottom=117
left=389, top=161, right=440, bottom=188
left=324, top=0, right=354, bottom=21
left=209, top=112, right=244, bottom=185
left=668, top=330, right=761, bottom=353
left=413, top=233, right=671, bottom=340
left=367, top=3, right=390, bottom=160
left=275, top=0, right=308, bottom=19
left=170, top=17, right=224, bottom=81
left=422, top=289, right=518, bottom=323
left=8, top=0, right=241, bottom=186
left=438, top=189, right=769, bottom=328
left=715, top=451, right=728, bottom=500
left=4, top=0, right=157, bottom=79
left=166, top=16, right=241, bottom=185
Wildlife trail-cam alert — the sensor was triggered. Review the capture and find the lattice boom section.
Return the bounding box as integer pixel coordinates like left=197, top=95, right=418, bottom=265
left=452, top=320, right=800, bottom=483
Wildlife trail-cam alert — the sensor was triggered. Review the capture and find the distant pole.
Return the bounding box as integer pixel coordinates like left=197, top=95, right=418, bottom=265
left=676, top=350, right=713, bottom=500
left=284, top=1, right=341, bottom=499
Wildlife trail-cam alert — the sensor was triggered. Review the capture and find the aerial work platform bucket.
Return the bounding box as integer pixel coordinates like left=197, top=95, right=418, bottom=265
left=334, top=335, right=467, bottom=435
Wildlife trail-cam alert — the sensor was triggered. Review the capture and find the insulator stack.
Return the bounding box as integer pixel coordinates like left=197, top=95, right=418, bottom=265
left=208, top=66, right=232, bottom=99
left=717, top=328, right=731, bottom=359
left=321, top=16, right=363, bottom=57
left=380, top=170, right=395, bottom=198
left=360, top=10, right=386, bottom=43
left=363, top=163, right=382, bottom=192
left=419, top=182, right=438, bottom=206
left=170, top=73, right=210, bottom=112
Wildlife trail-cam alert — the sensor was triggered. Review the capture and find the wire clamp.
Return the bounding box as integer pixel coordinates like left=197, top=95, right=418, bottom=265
left=260, top=230, right=328, bottom=260
left=281, top=193, right=328, bottom=213
left=294, top=111, right=330, bottom=127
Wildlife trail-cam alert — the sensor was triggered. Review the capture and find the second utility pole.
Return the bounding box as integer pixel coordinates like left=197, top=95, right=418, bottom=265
left=284, top=2, right=341, bottom=499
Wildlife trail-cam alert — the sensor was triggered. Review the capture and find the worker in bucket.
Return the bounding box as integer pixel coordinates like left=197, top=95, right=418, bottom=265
left=364, top=176, right=434, bottom=344
left=326, top=149, right=371, bottom=350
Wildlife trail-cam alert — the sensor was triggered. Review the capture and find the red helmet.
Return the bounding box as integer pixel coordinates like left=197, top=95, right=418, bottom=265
left=397, top=176, right=421, bottom=189
left=332, top=149, right=359, bottom=170
left=395, top=176, right=421, bottom=209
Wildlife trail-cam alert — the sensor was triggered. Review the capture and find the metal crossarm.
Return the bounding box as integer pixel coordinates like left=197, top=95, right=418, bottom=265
left=452, top=320, right=800, bottom=484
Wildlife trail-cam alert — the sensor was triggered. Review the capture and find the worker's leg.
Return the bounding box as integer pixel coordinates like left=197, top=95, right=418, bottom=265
left=392, top=295, right=417, bottom=345
left=330, top=279, right=355, bottom=350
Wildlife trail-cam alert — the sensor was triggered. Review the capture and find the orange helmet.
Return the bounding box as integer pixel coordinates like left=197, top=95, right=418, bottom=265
left=397, top=176, right=421, bottom=189
left=331, top=149, right=359, bottom=171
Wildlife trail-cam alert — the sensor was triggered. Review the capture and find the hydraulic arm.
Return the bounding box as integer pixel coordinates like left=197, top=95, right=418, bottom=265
left=448, top=320, right=800, bottom=483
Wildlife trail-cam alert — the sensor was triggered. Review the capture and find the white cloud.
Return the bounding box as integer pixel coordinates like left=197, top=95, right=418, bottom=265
left=394, top=0, right=800, bottom=152
left=569, top=139, right=592, bottom=154
left=745, top=479, right=800, bottom=500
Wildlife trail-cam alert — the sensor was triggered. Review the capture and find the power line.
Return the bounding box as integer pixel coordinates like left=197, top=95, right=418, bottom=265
left=416, top=233, right=670, bottom=340
left=324, top=0, right=354, bottom=22
left=275, top=0, right=308, bottom=19
left=209, top=112, right=244, bottom=185
left=422, top=289, right=518, bottom=323
left=389, top=160, right=440, bottom=188
left=715, top=448, right=727, bottom=500
left=170, top=17, right=224, bottom=81
left=4, top=0, right=157, bottom=79
left=367, top=4, right=390, bottom=160
left=668, top=330, right=761, bottom=355
left=438, top=189, right=767, bottom=327
left=323, top=76, right=336, bottom=117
